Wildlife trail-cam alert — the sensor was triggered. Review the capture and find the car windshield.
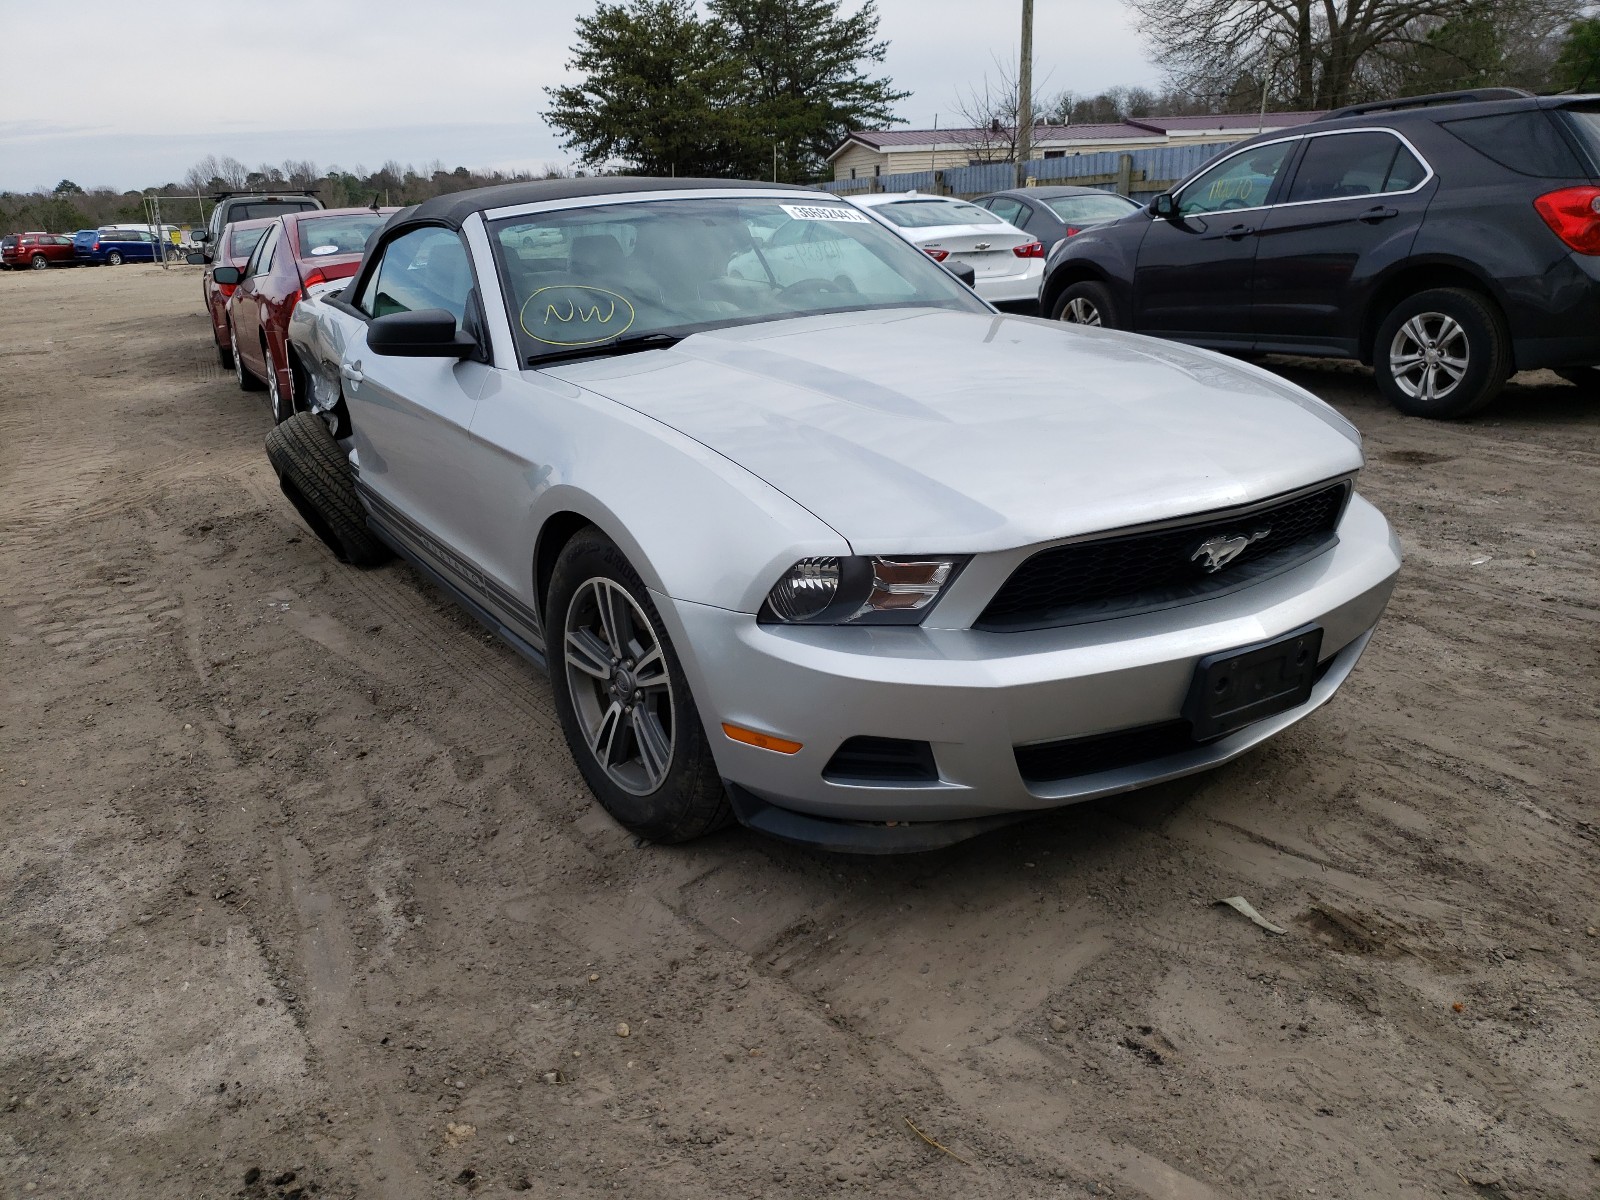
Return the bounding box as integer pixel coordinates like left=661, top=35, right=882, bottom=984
left=1041, top=193, right=1140, bottom=223
left=228, top=226, right=268, bottom=258
left=296, top=213, right=385, bottom=258
left=489, top=196, right=986, bottom=363
left=873, top=199, right=1004, bottom=228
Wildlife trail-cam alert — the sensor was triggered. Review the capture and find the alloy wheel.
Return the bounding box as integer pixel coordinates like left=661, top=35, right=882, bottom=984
left=230, top=324, right=245, bottom=388
left=1062, top=296, right=1102, bottom=326
left=108, top=251, right=122, bottom=266
left=1389, top=312, right=1468, bottom=404
left=265, top=344, right=286, bottom=421
left=562, top=577, right=675, bottom=796
left=31, top=255, right=47, bottom=270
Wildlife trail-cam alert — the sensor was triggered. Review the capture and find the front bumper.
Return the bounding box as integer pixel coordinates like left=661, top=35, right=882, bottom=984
left=661, top=493, right=1399, bottom=840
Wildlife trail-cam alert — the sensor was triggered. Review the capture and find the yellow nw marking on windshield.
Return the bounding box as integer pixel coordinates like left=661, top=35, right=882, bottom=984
left=545, top=300, right=617, bottom=324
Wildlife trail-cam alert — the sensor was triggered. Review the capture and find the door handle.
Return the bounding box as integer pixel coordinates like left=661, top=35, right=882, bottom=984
left=1359, top=206, right=1400, bottom=223
left=341, top=361, right=364, bottom=388
left=1223, top=224, right=1255, bottom=241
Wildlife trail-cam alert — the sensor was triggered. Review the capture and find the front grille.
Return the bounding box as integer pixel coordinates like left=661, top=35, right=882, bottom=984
left=976, top=480, right=1351, bottom=631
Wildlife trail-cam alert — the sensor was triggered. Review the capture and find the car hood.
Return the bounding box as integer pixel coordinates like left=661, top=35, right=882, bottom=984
left=541, top=309, right=1363, bottom=553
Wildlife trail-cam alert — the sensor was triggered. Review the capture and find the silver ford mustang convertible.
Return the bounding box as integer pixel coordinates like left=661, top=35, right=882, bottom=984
left=277, top=177, right=1400, bottom=852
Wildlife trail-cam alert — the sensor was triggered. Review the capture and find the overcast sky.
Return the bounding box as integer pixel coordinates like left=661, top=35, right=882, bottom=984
left=0, top=0, right=1158, bottom=194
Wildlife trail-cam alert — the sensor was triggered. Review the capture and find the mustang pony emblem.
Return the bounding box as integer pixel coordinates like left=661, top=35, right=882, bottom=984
left=1190, top=529, right=1271, bottom=573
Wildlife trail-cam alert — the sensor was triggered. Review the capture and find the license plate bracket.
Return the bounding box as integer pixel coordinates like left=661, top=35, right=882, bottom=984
left=1184, top=624, right=1323, bottom=742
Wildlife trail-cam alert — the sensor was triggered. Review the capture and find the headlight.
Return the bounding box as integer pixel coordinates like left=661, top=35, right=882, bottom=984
left=760, top=556, right=966, bottom=625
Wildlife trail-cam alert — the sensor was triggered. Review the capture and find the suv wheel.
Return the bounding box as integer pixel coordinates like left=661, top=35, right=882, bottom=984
left=1375, top=288, right=1508, bottom=419
left=30, top=254, right=48, bottom=270
left=106, top=250, right=123, bottom=266
left=548, top=530, right=730, bottom=844
left=1051, top=281, right=1117, bottom=328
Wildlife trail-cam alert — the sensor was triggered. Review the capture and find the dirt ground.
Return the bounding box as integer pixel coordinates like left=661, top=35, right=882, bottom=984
left=0, top=264, right=1596, bottom=1200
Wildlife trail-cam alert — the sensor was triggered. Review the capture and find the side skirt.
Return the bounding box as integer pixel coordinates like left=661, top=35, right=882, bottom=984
left=356, top=483, right=548, bottom=674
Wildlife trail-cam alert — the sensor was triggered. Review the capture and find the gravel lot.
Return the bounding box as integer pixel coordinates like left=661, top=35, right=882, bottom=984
left=1, top=264, right=1596, bottom=1200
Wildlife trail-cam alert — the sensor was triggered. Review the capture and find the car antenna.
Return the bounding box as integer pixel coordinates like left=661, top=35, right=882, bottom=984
left=369, top=192, right=381, bottom=213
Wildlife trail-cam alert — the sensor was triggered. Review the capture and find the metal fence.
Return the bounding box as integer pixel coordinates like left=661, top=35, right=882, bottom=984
left=819, top=141, right=1237, bottom=200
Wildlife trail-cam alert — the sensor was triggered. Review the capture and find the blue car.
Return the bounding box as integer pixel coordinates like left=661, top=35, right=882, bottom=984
left=77, top=228, right=163, bottom=265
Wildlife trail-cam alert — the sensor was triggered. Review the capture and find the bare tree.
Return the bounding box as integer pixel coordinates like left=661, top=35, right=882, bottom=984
left=1129, top=0, right=1579, bottom=112
left=950, top=60, right=1067, bottom=164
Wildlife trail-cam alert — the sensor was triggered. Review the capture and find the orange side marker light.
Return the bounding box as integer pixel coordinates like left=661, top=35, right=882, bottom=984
left=721, top=723, right=803, bottom=755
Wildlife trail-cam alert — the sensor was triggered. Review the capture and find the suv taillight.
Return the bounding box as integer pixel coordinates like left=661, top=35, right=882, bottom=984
left=1534, top=186, right=1600, bottom=254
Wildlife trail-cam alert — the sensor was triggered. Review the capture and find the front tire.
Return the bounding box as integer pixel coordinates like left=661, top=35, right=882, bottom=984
left=106, top=251, right=123, bottom=266
left=548, top=530, right=730, bottom=843
left=1374, top=287, right=1508, bottom=419
left=1051, top=280, right=1117, bottom=328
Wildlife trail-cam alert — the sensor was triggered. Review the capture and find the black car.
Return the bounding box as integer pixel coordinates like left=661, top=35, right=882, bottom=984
left=1041, top=88, right=1600, bottom=418
left=974, top=185, right=1143, bottom=256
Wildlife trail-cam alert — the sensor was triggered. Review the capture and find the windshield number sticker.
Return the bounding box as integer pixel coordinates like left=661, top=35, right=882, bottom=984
left=522, top=284, right=636, bottom=346
left=780, top=204, right=869, bottom=224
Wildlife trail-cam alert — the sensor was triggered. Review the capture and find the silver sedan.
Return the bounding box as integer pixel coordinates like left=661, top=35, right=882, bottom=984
left=280, top=179, right=1400, bottom=852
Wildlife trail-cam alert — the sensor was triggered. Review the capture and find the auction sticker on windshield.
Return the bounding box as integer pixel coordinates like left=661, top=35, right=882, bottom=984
left=780, top=204, right=870, bottom=223
left=522, top=284, right=636, bottom=346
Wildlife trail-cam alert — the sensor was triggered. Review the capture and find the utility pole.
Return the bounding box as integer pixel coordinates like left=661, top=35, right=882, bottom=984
left=1016, top=0, right=1034, bottom=189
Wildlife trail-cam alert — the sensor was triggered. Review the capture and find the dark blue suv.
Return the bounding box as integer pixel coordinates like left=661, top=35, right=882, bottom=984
left=1042, top=88, right=1600, bottom=418
left=77, top=228, right=162, bottom=266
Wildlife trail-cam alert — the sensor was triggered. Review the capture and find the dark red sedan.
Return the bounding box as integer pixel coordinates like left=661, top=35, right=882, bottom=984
left=218, top=207, right=396, bottom=422
left=2, top=232, right=78, bottom=269
left=198, top=218, right=274, bottom=368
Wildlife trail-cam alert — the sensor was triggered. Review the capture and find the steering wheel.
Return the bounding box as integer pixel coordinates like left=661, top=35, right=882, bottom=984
left=1217, top=198, right=1250, bottom=211
left=776, top=277, right=844, bottom=299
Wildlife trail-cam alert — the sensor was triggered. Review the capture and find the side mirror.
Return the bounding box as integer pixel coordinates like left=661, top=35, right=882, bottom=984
left=1150, top=193, right=1177, bottom=219
left=185, top=251, right=206, bottom=265
left=212, top=265, right=241, bottom=285
left=367, top=309, right=476, bottom=359
left=945, top=260, right=977, bottom=289
left=192, top=230, right=210, bottom=243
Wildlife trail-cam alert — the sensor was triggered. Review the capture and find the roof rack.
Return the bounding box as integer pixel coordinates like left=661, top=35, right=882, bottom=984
left=1316, top=88, right=1533, bottom=121
left=208, top=187, right=321, bottom=200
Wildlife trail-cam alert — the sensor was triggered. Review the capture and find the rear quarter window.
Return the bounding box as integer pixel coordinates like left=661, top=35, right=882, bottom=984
left=1553, top=106, right=1600, bottom=174
left=1441, top=111, right=1585, bottom=178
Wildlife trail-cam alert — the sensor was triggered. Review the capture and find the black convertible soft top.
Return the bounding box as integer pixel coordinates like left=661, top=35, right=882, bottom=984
left=387, top=176, right=815, bottom=233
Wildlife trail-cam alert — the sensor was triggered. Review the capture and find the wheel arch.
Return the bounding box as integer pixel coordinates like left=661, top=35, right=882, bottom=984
left=1360, top=258, right=1510, bottom=366
left=1040, top=260, right=1114, bottom=319
left=534, top=508, right=598, bottom=615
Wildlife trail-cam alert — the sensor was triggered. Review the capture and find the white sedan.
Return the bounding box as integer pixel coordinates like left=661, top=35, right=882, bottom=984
left=847, top=191, right=1044, bottom=304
